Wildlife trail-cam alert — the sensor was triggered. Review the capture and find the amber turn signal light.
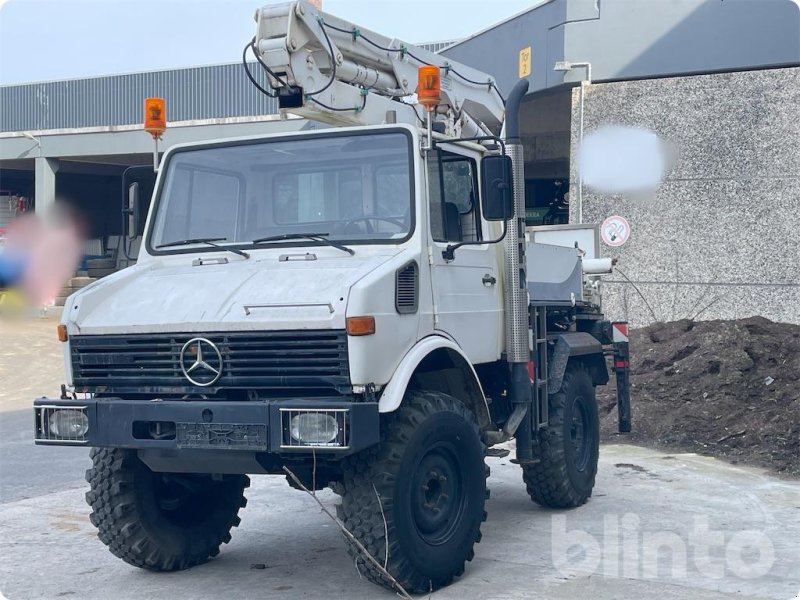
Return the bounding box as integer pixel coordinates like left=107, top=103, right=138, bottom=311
left=57, top=324, right=68, bottom=342
left=346, top=316, right=376, bottom=336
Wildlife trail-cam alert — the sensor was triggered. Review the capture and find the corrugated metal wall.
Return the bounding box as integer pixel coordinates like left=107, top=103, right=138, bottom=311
left=0, top=62, right=278, bottom=133
left=0, top=42, right=453, bottom=133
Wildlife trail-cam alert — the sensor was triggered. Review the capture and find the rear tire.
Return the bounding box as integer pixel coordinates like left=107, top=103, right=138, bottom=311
left=85, top=448, right=248, bottom=570
left=337, top=390, right=487, bottom=593
left=69, top=276, right=95, bottom=288
left=87, top=267, right=116, bottom=278
left=522, top=364, right=599, bottom=508
left=86, top=258, right=115, bottom=269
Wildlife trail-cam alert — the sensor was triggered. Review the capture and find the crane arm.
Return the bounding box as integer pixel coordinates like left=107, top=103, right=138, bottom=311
left=252, top=1, right=506, bottom=138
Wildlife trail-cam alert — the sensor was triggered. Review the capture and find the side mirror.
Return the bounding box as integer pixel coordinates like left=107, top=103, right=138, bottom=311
left=127, top=182, right=141, bottom=239
left=480, top=154, right=514, bottom=221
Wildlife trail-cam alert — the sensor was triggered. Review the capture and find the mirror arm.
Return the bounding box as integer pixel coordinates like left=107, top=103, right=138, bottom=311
left=437, top=135, right=507, bottom=155
left=442, top=219, right=508, bottom=262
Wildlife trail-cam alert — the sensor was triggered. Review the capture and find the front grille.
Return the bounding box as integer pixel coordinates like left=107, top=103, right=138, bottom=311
left=71, top=330, right=349, bottom=393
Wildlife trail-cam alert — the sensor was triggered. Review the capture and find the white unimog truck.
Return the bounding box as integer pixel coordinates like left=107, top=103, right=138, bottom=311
left=34, top=1, right=632, bottom=593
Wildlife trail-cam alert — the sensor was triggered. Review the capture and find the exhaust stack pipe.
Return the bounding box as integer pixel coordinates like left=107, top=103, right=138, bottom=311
left=503, top=79, right=534, bottom=464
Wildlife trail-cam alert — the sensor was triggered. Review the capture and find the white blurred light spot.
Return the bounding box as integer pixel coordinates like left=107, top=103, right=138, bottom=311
left=578, top=125, right=669, bottom=194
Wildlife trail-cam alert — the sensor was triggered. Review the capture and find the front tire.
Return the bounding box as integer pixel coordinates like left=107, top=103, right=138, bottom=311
left=522, top=364, right=599, bottom=508
left=85, top=448, right=248, bottom=570
left=337, top=390, right=487, bottom=593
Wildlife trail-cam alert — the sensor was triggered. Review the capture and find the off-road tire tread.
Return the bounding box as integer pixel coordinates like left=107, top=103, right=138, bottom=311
left=87, top=267, right=116, bottom=278
left=86, top=258, right=116, bottom=269
left=336, top=390, right=487, bottom=594
left=85, top=447, right=248, bottom=571
left=522, top=364, right=598, bottom=508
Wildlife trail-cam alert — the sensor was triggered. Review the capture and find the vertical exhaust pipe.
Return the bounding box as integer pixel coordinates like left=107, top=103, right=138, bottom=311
left=503, top=79, right=533, bottom=464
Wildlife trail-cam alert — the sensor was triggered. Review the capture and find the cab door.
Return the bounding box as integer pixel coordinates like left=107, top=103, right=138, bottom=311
left=426, top=147, right=503, bottom=364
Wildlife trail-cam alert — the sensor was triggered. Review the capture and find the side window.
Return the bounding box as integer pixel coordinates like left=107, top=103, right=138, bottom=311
left=427, top=151, right=481, bottom=244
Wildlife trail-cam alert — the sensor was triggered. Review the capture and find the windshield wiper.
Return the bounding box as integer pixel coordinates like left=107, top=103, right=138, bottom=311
left=251, top=232, right=355, bottom=256
left=156, top=237, right=250, bottom=259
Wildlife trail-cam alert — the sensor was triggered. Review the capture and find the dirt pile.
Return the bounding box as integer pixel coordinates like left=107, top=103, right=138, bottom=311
left=598, top=317, right=800, bottom=477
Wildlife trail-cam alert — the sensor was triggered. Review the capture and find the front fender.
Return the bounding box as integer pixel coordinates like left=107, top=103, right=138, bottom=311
left=378, top=336, right=491, bottom=425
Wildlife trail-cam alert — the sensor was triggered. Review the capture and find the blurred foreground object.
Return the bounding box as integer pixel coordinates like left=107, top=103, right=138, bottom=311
left=0, top=209, right=82, bottom=308
left=578, top=125, right=672, bottom=194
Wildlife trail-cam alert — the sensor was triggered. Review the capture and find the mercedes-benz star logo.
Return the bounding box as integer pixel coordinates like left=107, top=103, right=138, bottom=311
left=180, top=337, right=223, bottom=386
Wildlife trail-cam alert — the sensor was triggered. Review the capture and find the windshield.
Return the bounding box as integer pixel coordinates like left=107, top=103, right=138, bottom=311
left=149, top=130, right=413, bottom=251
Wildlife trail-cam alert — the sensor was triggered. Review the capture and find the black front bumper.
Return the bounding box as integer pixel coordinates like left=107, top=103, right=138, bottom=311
left=34, top=397, right=379, bottom=456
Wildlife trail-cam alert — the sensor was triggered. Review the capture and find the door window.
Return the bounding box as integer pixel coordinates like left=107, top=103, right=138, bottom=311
left=427, top=151, right=481, bottom=243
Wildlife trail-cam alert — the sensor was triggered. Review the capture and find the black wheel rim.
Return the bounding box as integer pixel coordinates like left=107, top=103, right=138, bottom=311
left=153, top=474, right=220, bottom=527
left=410, top=442, right=465, bottom=546
left=570, top=397, right=591, bottom=472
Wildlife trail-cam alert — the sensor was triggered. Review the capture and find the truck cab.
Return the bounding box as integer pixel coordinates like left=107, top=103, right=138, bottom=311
left=41, top=123, right=508, bottom=458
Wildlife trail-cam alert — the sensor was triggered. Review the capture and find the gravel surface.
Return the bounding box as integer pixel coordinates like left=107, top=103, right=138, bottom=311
left=0, top=315, right=63, bottom=412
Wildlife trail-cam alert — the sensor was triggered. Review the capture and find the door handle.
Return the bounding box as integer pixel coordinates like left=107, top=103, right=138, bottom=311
left=482, top=274, right=497, bottom=286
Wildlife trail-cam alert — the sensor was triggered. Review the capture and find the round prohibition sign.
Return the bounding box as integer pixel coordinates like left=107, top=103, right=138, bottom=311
left=601, top=215, right=631, bottom=247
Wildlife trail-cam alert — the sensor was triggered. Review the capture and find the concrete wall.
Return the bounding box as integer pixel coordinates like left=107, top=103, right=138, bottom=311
left=571, top=66, right=800, bottom=326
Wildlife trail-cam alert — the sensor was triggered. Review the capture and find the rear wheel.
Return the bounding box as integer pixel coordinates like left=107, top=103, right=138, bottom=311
left=337, top=390, right=487, bottom=594
left=522, top=364, right=599, bottom=508
left=85, top=448, right=248, bottom=570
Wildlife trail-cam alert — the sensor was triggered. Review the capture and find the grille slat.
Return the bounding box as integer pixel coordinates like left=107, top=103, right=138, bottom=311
left=71, top=331, right=349, bottom=393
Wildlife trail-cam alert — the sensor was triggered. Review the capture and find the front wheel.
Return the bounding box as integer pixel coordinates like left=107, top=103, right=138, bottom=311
left=337, top=390, right=487, bottom=594
left=522, top=363, right=600, bottom=508
left=85, top=448, right=248, bottom=570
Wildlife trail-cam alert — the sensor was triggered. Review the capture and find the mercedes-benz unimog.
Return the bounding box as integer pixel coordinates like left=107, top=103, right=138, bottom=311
left=34, top=1, right=631, bottom=593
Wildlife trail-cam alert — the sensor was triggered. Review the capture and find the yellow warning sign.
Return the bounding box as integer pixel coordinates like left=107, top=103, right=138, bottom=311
left=519, top=46, right=532, bottom=78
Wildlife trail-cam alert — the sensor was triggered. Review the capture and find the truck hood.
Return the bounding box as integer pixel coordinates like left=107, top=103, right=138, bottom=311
left=66, top=250, right=400, bottom=335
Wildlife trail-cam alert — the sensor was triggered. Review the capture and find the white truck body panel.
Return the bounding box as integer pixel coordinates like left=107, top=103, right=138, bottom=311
left=377, top=334, right=489, bottom=420
left=64, top=249, right=401, bottom=335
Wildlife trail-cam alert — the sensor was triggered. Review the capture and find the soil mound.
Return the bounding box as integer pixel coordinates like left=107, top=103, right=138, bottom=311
left=598, top=317, right=800, bottom=477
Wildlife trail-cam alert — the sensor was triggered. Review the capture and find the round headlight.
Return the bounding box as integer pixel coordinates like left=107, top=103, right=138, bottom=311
left=290, top=413, right=338, bottom=445
left=48, top=409, right=89, bottom=438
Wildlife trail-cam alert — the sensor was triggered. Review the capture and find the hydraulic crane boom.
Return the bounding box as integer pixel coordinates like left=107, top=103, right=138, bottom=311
left=251, top=1, right=506, bottom=137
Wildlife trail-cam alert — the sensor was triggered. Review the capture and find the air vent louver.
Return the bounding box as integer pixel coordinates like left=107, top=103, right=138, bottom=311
left=395, top=261, right=419, bottom=314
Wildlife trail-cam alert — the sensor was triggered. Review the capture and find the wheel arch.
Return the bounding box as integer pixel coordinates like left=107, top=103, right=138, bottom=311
left=378, top=336, right=492, bottom=430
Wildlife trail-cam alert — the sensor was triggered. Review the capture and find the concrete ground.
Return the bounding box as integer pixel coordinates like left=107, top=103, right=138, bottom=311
left=1, top=317, right=798, bottom=599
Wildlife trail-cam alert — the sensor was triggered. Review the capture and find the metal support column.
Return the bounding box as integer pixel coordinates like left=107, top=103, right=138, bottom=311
left=34, top=157, right=59, bottom=215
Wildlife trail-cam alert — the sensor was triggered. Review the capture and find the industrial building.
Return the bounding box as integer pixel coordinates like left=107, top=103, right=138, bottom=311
left=1, top=0, right=798, bottom=323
